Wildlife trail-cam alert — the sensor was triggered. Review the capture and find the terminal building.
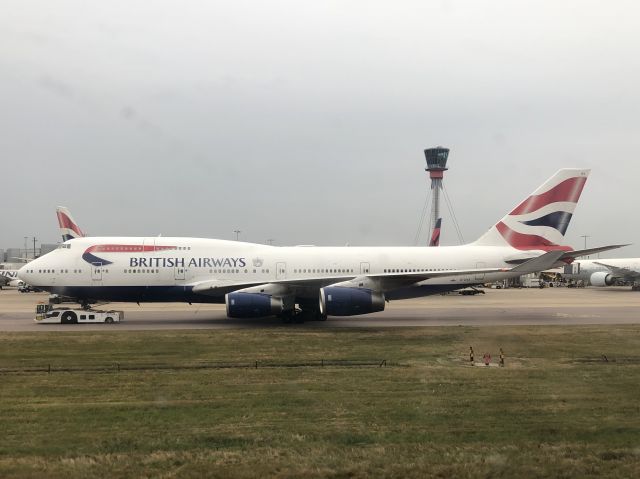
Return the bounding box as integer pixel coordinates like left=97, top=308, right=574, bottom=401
left=0, top=244, right=58, bottom=264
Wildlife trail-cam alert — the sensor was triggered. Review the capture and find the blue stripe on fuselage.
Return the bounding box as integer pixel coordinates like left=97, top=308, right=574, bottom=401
left=44, top=285, right=224, bottom=304
left=41, top=283, right=468, bottom=305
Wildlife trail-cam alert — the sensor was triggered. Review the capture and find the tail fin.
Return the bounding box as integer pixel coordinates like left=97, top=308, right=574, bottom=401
left=56, top=206, right=86, bottom=241
left=473, top=169, right=589, bottom=250
left=429, top=218, right=442, bottom=247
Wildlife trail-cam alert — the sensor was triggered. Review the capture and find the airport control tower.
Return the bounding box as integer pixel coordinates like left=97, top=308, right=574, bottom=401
left=424, top=147, right=449, bottom=246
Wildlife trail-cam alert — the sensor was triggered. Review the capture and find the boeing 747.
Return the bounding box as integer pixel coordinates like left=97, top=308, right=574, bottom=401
left=19, top=169, right=623, bottom=321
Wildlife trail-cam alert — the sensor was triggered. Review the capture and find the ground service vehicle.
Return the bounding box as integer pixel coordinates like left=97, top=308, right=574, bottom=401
left=35, top=304, right=123, bottom=324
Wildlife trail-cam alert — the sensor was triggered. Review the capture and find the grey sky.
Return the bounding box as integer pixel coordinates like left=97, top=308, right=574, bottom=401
left=1, top=1, right=639, bottom=255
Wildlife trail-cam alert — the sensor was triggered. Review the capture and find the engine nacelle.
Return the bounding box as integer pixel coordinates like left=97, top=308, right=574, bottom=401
left=226, top=292, right=284, bottom=318
left=590, top=271, right=615, bottom=287
left=319, top=287, right=385, bottom=316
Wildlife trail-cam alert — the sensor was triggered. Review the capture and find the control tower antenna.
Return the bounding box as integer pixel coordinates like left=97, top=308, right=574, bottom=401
left=424, top=147, right=449, bottom=246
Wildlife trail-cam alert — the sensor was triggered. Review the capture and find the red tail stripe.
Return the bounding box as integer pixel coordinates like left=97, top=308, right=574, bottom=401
left=509, top=177, right=587, bottom=216
left=85, top=245, right=177, bottom=253
left=496, top=222, right=572, bottom=252
left=57, top=212, right=84, bottom=236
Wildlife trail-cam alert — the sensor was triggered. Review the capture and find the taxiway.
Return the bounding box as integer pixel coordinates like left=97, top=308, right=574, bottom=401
left=0, top=287, right=637, bottom=331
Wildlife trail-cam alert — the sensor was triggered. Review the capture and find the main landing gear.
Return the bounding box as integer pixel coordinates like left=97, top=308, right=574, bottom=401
left=279, top=306, right=327, bottom=324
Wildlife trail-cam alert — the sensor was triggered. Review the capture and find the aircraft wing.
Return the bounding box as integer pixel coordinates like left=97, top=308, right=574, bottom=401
left=593, top=262, right=640, bottom=281
left=560, top=244, right=629, bottom=261
left=190, top=268, right=505, bottom=298
left=191, top=251, right=564, bottom=296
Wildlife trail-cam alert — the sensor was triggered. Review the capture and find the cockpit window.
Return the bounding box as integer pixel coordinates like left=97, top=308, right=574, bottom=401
left=57, top=244, right=71, bottom=249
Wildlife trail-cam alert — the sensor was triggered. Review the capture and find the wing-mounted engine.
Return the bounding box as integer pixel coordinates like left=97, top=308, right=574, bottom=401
left=590, top=271, right=615, bottom=287
left=225, top=283, right=295, bottom=318
left=319, top=285, right=385, bottom=316
left=226, top=292, right=285, bottom=318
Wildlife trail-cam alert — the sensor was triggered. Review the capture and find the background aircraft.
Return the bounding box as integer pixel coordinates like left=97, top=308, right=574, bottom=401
left=56, top=206, right=86, bottom=241
left=429, top=218, right=442, bottom=247
left=0, top=268, right=22, bottom=288
left=563, top=258, right=640, bottom=290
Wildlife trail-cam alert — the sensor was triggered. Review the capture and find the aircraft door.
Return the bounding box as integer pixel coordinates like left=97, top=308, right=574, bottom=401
left=91, top=262, right=103, bottom=281
left=475, top=262, right=486, bottom=281
left=360, top=262, right=370, bottom=274
left=175, top=266, right=186, bottom=281
left=276, top=262, right=286, bottom=280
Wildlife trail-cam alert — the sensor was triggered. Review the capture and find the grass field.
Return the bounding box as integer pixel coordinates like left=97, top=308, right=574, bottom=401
left=1, top=325, right=640, bottom=478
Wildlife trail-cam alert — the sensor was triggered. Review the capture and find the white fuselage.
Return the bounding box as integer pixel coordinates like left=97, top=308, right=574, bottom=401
left=18, top=236, right=533, bottom=303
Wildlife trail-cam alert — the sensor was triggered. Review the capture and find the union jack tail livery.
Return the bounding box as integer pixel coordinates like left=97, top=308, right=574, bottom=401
left=56, top=206, right=86, bottom=242
left=429, top=218, right=442, bottom=247
left=473, top=169, right=589, bottom=251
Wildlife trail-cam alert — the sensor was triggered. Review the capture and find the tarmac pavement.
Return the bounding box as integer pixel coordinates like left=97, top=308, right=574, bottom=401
left=0, top=287, right=638, bottom=331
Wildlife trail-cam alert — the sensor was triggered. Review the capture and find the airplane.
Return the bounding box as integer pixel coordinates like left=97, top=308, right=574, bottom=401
left=0, top=258, right=33, bottom=289
left=429, top=218, right=442, bottom=247
left=0, top=268, right=22, bottom=288
left=56, top=206, right=86, bottom=241
left=18, top=169, right=624, bottom=321
left=562, top=258, right=640, bottom=290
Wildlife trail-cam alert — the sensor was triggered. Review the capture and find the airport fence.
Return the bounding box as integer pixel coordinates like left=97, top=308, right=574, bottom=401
left=572, top=355, right=640, bottom=364
left=0, top=358, right=394, bottom=375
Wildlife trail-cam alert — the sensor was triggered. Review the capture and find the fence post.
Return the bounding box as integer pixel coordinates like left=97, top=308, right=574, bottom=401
left=48, top=364, right=51, bottom=374
left=255, top=360, right=258, bottom=369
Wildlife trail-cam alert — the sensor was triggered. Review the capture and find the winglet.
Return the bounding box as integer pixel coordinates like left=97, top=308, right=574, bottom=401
left=559, top=244, right=629, bottom=261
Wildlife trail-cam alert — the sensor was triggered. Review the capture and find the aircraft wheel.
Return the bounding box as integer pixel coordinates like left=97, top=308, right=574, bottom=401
left=280, top=311, right=294, bottom=324
left=307, top=309, right=326, bottom=321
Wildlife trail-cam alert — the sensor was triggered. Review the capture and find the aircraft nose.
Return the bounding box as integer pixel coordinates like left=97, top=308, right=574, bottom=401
left=17, top=263, right=30, bottom=281
left=18, top=264, right=27, bottom=281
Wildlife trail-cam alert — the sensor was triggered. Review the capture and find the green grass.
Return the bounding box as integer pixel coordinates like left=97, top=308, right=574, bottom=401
left=1, top=326, right=640, bottom=478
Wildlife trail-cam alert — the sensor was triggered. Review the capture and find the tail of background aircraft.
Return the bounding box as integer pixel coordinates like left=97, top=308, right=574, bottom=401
left=472, top=168, right=589, bottom=251
left=429, top=218, right=442, bottom=247
left=56, top=206, right=86, bottom=241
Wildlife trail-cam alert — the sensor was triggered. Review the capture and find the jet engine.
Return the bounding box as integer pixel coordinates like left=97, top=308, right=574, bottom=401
left=590, top=271, right=615, bottom=287
left=225, top=292, right=284, bottom=318
left=319, top=287, right=385, bottom=316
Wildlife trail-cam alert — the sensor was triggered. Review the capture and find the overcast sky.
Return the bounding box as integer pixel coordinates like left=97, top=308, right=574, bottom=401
left=1, top=1, right=639, bottom=256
